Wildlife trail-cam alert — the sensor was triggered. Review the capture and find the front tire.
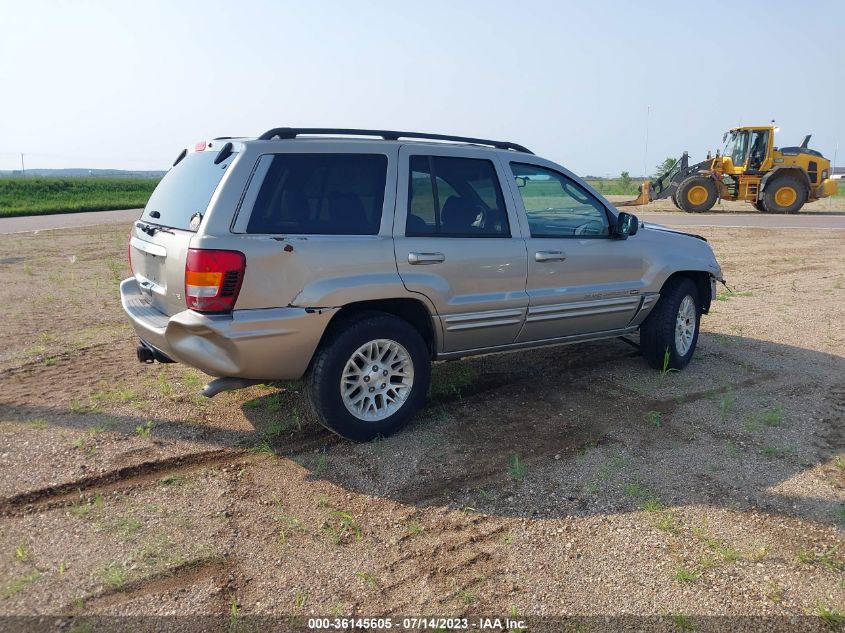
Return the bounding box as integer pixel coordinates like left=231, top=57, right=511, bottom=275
left=640, top=278, right=701, bottom=371
left=305, top=313, right=431, bottom=441
left=677, top=176, right=718, bottom=213
left=762, top=177, right=806, bottom=214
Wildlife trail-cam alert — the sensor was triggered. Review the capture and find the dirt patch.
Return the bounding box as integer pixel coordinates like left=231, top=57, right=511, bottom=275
left=0, top=223, right=843, bottom=628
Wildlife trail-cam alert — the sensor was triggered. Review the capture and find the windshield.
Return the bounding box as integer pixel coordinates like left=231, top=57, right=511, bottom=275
left=142, top=150, right=236, bottom=231
left=722, top=130, right=749, bottom=167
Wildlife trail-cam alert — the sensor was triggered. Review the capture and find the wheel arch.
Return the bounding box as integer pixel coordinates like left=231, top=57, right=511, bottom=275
left=323, top=297, right=439, bottom=358
left=760, top=167, right=809, bottom=193
left=660, top=270, right=713, bottom=314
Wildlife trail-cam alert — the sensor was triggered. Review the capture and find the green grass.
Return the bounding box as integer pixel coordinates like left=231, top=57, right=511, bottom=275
left=99, top=561, right=128, bottom=590
left=430, top=362, right=478, bottom=399
left=796, top=546, right=844, bottom=571
left=761, top=404, right=784, bottom=427
left=762, top=445, right=795, bottom=459
left=691, top=526, right=742, bottom=563
left=0, top=177, right=159, bottom=217
left=654, top=512, right=681, bottom=533
left=508, top=453, right=527, bottom=481
left=322, top=510, right=362, bottom=545
left=248, top=439, right=277, bottom=455
left=158, top=474, right=187, bottom=486
left=353, top=570, right=379, bottom=588
left=718, top=391, right=736, bottom=419
left=583, top=178, right=641, bottom=196
left=2, top=570, right=41, bottom=598
left=69, top=494, right=104, bottom=518
left=668, top=613, right=698, bottom=631
left=672, top=566, right=701, bottom=583
left=14, top=544, right=29, bottom=562
left=715, top=289, right=753, bottom=302
left=815, top=603, right=844, bottom=627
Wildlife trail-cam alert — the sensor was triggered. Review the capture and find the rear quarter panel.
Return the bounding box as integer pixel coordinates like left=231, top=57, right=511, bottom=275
left=195, top=141, right=418, bottom=311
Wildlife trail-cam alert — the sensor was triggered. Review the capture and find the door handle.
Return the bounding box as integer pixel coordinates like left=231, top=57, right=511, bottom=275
left=408, top=252, right=446, bottom=265
left=535, top=250, right=567, bottom=262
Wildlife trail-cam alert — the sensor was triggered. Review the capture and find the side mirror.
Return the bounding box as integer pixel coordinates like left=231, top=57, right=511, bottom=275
left=514, top=176, right=528, bottom=188
left=615, top=212, right=639, bottom=239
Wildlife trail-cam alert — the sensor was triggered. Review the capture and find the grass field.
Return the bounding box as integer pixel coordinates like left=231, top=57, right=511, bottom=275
left=0, top=178, right=159, bottom=217
left=584, top=178, right=641, bottom=195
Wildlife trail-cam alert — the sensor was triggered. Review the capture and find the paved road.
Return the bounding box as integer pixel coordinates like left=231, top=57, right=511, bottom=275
left=2, top=208, right=845, bottom=234
left=0, top=208, right=141, bottom=234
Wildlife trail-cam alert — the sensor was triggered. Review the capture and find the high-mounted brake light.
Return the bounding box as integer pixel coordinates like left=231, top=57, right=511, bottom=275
left=194, top=141, right=207, bottom=152
left=185, top=249, right=245, bottom=313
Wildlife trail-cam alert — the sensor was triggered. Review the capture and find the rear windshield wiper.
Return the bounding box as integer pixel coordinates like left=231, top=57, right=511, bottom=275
left=135, top=220, right=174, bottom=236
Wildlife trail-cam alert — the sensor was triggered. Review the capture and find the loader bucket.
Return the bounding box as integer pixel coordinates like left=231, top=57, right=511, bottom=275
left=616, top=181, right=653, bottom=207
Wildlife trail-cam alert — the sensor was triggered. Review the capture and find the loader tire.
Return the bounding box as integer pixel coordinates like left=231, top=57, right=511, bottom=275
left=677, top=176, right=718, bottom=213
left=753, top=200, right=767, bottom=212
left=671, top=193, right=681, bottom=209
left=762, top=176, right=806, bottom=214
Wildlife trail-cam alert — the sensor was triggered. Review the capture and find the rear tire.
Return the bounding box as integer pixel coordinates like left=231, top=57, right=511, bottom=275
left=677, top=177, right=718, bottom=213
left=640, top=277, right=701, bottom=371
left=753, top=200, right=767, bottom=212
left=762, top=176, right=806, bottom=214
left=305, top=313, right=431, bottom=441
left=671, top=193, right=681, bottom=209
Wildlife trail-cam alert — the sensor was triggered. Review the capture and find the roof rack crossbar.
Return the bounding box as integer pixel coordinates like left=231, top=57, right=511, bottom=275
left=256, top=127, right=532, bottom=154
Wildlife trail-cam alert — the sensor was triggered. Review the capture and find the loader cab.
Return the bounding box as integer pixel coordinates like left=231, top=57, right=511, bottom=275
left=720, top=127, right=774, bottom=175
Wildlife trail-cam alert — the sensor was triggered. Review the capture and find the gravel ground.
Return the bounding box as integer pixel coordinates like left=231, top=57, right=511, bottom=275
left=0, top=223, right=842, bottom=632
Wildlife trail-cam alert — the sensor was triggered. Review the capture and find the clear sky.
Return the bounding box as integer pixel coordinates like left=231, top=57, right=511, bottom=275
left=1, top=0, right=843, bottom=175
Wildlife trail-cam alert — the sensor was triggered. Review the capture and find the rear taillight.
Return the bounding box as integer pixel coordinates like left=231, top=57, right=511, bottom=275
left=185, top=249, right=245, bottom=313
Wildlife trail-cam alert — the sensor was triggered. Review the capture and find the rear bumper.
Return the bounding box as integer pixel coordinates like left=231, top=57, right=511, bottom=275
left=120, top=278, right=337, bottom=380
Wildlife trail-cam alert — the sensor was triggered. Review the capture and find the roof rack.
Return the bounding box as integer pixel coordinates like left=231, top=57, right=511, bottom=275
left=256, top=127, right=533, bottom=154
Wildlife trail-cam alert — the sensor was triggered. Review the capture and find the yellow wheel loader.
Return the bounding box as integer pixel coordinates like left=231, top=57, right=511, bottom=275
left=619, top=125, right=838, bottom=213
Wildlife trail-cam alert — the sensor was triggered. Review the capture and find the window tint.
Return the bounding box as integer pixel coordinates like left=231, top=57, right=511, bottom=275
left=510, top=163, right=609, bottom=237
left=142, top=150, right=234, bottom=231
left=246, top=154, right=387, bottom=234
left=407, top=156, right=509, bottom=237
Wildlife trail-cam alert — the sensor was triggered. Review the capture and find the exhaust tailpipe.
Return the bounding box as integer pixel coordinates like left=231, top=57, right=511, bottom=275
left=137, top=343, right=155, bottom=363
left=136, top=341, right=175, bottom=364
left=202, top=377, right=264, bottom=398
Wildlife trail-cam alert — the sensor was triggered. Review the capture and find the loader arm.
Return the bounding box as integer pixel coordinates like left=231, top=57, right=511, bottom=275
left=616, top=153, right=711, bottom=207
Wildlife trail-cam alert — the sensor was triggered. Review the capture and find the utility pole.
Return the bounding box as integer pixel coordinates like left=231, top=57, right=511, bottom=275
left=20, top=153, right=25, bottom=176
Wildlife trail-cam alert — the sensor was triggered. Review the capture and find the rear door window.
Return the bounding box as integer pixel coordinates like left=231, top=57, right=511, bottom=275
left=142, top=150, right=235, bottom=231
left=407, top=156, right=510, bottom=237
left=245, top=154, right=388, bottom=235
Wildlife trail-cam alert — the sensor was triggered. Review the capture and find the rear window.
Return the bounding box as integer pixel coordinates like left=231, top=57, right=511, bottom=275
left=142, top=150, right=234, bottom=231
left=245, top=154, right=387, bottom=235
